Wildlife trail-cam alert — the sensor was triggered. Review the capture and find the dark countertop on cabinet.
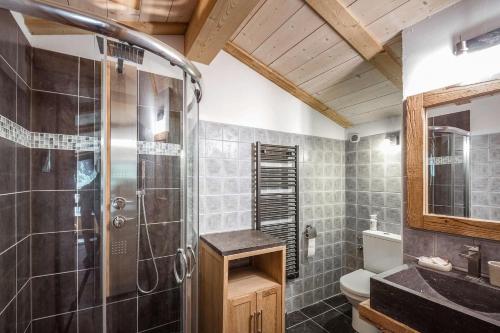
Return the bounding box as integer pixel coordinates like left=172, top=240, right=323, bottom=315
left=200, top=229, right=285, bottom=256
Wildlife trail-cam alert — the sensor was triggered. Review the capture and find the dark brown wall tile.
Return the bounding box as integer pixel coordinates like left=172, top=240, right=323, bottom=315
left=32, top=231, right=76, bottom=276
left=139, top=222, right=180, bottom=259
left=79, top=58, right=96, bottom=98
left=0, top=138, right=16, bottom=194
left=31, top=149, right=77, bottom=190
left=0, top=246, right=16, bottom=313
left=79, top=307, right=103, bottom=333
left=0, top=57, right=16, bottom=122
left=17, top=30, right=32, bottom=87
left=32, top=312, right=77, bottom=333
left=95, top=62, right=102, bottom=100
left=0, top=9, right=18, bottom=71
left=16, top=236, right=30, bottom=290
left=78, top=268, right=102, bottom=309
left=138, top=288, right=180, bottom=331
left=31, top=90, right=78, bottom=134
left=142, top=189, right=180, bottom=224
left=16, top=191, right=30, bottom=241
left=143, top=321, right=180, bottom=333
left=139, top=155, right=180, bottom=189
left=138, top=255, right=176, bottom=295
left=16, top=144, right=30, bottom=192
left=16, top=281, right=31, bottom=333
left=32, top=48, right=78, bottom=95
left=32, top=190, right=76, bottom=233
left=17, top=76, right=31, bottom=129
left=32, top=272, right=77, bottom=319
left=106, top=298, right=137, bottom=333
left=0, top=293, right=16, bottom=333
left=78, top=188, right=100, bottom=230
left=79, top=97, right=98, bottom=137
left=0, top=194, right=15, bottom=253
left=77, top=230, right=99, bottom=270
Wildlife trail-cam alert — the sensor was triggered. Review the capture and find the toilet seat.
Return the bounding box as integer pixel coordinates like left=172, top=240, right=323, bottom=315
left=340, top=269, right=375, bottom=299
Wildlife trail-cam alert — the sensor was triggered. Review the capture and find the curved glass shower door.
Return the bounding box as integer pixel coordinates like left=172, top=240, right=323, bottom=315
left=103, top=45, right=200, bottom=333
left=0, top=9, right=199, bottom=331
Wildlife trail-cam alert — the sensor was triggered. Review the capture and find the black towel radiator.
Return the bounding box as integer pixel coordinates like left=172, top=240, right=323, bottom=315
left=254, top=142, right=299, bottom=279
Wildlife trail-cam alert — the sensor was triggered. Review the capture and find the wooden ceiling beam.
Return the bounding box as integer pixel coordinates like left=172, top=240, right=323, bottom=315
left=224, top=42, right=352, bottom=128
left=23, top=16, right=187, bottom=35
left=305, top=0, right=402, bottom=89
left=185, top=0, right=261, bottom=64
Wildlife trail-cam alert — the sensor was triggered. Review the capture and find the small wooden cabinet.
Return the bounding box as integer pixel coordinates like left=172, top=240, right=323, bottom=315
left=199, top=230, right=286, bottom=333
left=228, top=268, right=282, bottom=333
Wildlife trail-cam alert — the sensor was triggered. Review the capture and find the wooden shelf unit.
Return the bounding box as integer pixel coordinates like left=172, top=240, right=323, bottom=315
left=199, top=239, right=286, bottom=333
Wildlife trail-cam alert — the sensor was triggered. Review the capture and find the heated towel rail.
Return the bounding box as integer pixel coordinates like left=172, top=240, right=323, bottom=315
left=254, top=142, right=299, bottom=279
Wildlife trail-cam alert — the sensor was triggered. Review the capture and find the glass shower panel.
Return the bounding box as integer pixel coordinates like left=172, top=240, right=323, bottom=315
left=428, top=130, right=470, bottom=217
left=0, top=9, right=199, bottom=332
left=183, top=76, right=200, bottom=333
left=8, top=28, right=105, bottom=332
left=104, top=46, right=196, bottom=333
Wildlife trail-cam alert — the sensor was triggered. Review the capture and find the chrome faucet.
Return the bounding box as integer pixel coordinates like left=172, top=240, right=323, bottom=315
left=459, top=245, right=481, bottom=278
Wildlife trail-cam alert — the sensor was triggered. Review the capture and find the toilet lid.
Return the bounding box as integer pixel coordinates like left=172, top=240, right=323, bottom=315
left=340, top=269, right=375, bottom=298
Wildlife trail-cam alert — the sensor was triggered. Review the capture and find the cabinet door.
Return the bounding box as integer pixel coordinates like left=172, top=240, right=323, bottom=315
left=256, top=286, right=282, bottom=333
left=228, top=294, right=257, bottom=333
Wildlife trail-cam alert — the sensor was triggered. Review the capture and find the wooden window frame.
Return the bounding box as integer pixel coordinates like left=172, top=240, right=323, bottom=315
left=405, top=79, right=500, bottom=241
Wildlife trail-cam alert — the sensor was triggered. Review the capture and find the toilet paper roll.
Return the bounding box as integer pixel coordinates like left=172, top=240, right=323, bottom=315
left=307, top=237, right=315, bottom=258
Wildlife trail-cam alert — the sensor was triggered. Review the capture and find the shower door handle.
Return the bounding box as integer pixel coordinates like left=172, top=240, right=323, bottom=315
left=174, top=248, right=188, bottom=284
left=186, top=245, right=197, bottom=278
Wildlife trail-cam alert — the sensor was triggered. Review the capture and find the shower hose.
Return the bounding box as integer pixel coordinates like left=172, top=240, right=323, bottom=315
left=136, top=190, right=159, bottom=293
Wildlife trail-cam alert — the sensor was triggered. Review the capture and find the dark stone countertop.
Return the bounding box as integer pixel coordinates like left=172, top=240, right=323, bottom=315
left=201, top=229, right=285, bottom=256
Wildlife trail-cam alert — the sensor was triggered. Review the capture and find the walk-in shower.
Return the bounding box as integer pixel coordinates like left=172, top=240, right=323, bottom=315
left=0, top=1, right=200, bottom=332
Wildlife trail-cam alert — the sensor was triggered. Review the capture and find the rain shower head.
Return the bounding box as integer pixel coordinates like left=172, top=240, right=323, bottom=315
left=97, top=36, right=144, bottom=73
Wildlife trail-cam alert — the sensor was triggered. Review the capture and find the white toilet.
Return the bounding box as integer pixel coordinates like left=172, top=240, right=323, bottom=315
left=340, top=230, right=402, bottom=333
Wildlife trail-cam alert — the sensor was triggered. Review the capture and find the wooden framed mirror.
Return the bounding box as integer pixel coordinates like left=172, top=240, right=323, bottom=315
left=405, top=80, right=500, bottom=241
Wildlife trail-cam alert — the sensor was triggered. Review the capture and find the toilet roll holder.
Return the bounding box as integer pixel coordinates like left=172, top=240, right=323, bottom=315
left=305, top=225, right=317, bottom=239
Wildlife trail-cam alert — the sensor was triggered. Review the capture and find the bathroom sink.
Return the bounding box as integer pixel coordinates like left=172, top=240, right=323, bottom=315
left=370, top=264, right=500, bottom=333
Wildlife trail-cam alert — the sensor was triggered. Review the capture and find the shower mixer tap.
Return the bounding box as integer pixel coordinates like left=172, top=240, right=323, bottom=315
left=112, top=197, right=128, bottom=210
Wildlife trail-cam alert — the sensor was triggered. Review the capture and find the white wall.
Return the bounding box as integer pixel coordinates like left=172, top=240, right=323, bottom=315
left=16, top=9, right=347, bottom=140
left=403, top=0, right=500, bottom=98
left=347, top=116, right=402, bottom=138
left=195, top=51, right=346, bottom=140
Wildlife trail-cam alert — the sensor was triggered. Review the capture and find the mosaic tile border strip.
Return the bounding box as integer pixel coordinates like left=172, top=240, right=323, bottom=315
left=429, top=155, right=464, bottom=165
left=1, top=114, right=181, bottom=155
left=138, top=141, right=181, bottom=156
left=0, top=115, right=31, bottom=147
left=31, top=132, right=99, bottom=151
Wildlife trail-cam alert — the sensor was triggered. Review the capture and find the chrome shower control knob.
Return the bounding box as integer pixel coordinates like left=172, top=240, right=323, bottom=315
left=112, top=215, right=127, bottom=228
left=112, top=197, right=127, bottom=210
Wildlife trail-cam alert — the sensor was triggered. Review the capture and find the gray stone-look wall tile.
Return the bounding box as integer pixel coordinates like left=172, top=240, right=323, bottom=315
left=343, top=131, right=403, bottom=274
left=199, top=121, right=346, bottom=312
left=470, top=133, right=500, bottom=220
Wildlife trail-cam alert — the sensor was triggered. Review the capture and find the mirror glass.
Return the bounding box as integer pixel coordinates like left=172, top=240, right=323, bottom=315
left=426, top=92, right=500, bottom=221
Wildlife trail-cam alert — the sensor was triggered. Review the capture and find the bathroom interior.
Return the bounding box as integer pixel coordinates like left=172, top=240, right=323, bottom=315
left=0, top=0, right=499, bottom=332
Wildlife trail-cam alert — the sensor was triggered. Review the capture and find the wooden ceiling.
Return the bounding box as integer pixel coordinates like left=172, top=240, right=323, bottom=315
left=25, top=0, right=461, bottom=127
left=49, top=0, right=197, bottom=22
left=225, top=0, right=461, bottom=126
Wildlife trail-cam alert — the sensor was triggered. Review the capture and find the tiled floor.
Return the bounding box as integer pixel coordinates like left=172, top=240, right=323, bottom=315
left=286, top=295, right=355, bottom=333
